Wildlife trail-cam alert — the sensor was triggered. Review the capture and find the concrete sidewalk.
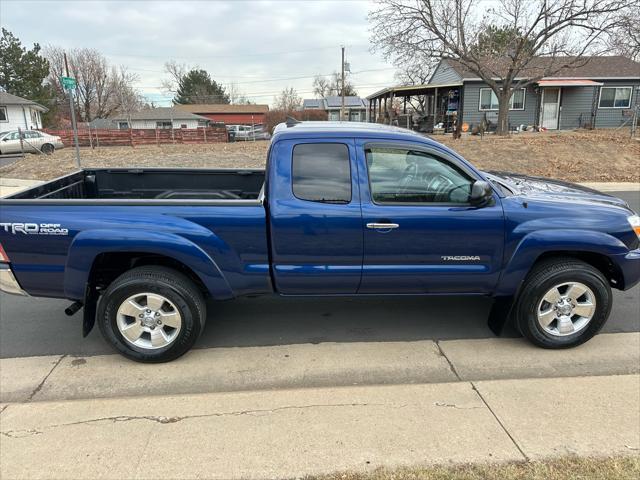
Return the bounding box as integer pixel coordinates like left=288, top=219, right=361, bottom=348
left=1, top=375, right=638, bottom=479
left=1, top=332, right=638, bottom=403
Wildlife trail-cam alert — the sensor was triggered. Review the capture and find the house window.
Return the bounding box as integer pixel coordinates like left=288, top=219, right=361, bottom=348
left=156, top=121, right=173, bottom=129
left=180, top=124, right=187, bottom=129
left=0, top=106, right=7, bottom=122
left=479, top=88, right=526, bottom=111
left=598, top=87, right=632, bottom=109
left=118, top=121, right=129, bottom=129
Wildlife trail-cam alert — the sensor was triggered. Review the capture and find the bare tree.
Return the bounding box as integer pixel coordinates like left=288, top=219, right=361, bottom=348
left=394, top=59, right=437, bottom=113
left=227, top=82, right=253, bottom=104
left=312, top=72, right=358, bottom=98
left=607, top=7, right=640, bottom=61
left=273, top=86, right=301, bottom=112
left=370, top=0, right=633, bottom=135
left=45, top=46, right=143, bottom=122
left=161, top=60, right=189, bottom=95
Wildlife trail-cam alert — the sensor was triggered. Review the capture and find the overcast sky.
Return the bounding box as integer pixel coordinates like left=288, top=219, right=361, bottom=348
left=1, top=0, right=397, bottom=106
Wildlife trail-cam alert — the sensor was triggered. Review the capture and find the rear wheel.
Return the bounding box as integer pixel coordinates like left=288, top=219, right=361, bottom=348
left=97, top=266, right=206, bottom=362
left=516, top=258, right=612, bottom=349
left=41, top=143, right=54, bottom=155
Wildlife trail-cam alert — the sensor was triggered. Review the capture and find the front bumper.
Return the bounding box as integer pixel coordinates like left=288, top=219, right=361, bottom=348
left=615, top=249, right=640, bottom=291
left=0, top=264, right=28, bottom=296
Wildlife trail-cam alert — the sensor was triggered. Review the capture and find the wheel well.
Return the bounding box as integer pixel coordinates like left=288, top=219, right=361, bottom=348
left=88, top=252, right=209, bottom=296
left=534, top=251, right=625, bottom=289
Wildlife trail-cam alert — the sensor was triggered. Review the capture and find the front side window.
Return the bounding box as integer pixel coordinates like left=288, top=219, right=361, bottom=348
left=0, top=106, right=7, bottom=122
left=479, top=88, right=526, bottom=111
left=292, top=143, right=351, bottom=204
left=366, top=147, right=474, bottom=204
left=599, top=87, right=632, bottom=108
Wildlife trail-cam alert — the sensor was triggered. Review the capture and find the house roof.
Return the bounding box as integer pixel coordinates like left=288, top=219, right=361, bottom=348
left=175, top=104, right=269, bottom=114
left=444, top=56, right=640, bottom=80
left=111, top=107, right=210, bottom=121
left=325, top=96, right=367, bottom=108
left=0, top=91, right=48, bottom=112
left=302, top=96, right=367, bottom=109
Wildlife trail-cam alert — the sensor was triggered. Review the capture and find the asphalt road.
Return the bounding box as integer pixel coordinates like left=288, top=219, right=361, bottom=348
left=0, top=191, right=638, bottom=359
left=0, top=154, right=22, bottom=168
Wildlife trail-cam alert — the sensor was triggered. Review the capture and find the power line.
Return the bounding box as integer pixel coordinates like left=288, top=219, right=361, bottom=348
left=103, top=43, right=369, bottom=60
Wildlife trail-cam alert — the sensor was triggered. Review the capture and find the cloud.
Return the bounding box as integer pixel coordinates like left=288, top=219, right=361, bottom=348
left=2, top=0, right=396, bottom=105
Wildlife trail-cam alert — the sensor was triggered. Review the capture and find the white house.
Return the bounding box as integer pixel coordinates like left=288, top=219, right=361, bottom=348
left=0, top=91, right=47, bottom=130
left=112, top=107, right=210, bottom=129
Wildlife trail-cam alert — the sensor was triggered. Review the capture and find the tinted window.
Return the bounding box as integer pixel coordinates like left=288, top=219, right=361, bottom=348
left=292, top=143, right=351, bottom=203
left=366, top=147, right=473, bottom=204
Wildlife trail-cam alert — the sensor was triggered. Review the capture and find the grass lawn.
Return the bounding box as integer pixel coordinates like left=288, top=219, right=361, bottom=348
left=306, top=455, right=640, bottom=480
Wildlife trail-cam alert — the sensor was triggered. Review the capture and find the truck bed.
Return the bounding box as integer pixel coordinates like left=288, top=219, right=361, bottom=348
left=6, top=168, right=265, bottom=203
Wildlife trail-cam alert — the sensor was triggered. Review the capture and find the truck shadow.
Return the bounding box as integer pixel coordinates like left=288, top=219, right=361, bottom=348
left=198, top=295, right=520, bottom=350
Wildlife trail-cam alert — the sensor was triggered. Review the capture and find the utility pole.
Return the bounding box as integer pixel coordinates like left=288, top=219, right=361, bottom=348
left=340, top=45, right=345, bottom=122
left=64, top=52, right=81, bottom=168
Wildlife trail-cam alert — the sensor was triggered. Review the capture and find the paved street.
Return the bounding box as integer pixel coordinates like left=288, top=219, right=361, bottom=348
left=0, top=190, right=638, bottom=359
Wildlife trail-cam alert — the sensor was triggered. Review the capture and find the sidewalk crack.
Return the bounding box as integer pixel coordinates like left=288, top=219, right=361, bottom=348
left=435, top=341, right=462, bottom=381
left=471, top=381, right=529, bottom=461
left=26, top=355, right=67, bottom=402
left=1, top=402, right=388, bottom=438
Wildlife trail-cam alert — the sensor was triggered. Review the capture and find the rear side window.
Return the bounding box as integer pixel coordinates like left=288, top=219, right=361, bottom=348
left=292, top=143, right=351, bottom=204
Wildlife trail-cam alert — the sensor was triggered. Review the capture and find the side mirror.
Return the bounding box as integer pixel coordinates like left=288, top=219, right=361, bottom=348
left=469, top=180, right=493, bottom=206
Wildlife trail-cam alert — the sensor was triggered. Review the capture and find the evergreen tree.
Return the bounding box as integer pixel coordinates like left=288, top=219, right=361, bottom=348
left=174, top=69, right=229, bottom=104
left=0, top=28, right=55, bottom=124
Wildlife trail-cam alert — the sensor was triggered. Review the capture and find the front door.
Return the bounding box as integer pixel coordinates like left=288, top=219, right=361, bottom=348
left=541, top=88, right=561, bottom=129
left=268, top=139, right=363, bottom=294
left=358, top=141, right=505, bottom=294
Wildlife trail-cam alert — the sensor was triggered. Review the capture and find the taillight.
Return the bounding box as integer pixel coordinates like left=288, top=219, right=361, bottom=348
left=0, top=243, right=9, bottom=263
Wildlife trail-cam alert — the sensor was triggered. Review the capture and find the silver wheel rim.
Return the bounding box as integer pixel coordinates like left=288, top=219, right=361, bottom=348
left=116, top=293, right=182, bottom=349
left=537, top=282, right=596, bottom=337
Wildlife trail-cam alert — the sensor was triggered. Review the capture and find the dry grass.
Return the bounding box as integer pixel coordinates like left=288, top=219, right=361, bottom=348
left=305, top=455, right=640, bottom=480
left=0, top=130, right=638, bottom=183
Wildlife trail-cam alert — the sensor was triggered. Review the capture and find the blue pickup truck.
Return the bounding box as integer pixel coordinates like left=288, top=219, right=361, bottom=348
left=1, top=121, right=639, bottom=362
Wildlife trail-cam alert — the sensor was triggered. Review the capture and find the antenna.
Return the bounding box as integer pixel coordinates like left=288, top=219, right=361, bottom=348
left=285, top=116, right=301, bottom=128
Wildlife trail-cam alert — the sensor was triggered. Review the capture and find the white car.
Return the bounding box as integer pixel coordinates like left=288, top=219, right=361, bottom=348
left=0, top=130, right=64, bottom=155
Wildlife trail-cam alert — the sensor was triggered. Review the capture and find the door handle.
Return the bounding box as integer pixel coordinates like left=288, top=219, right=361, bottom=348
left=366, top=222, right=399, bottom=230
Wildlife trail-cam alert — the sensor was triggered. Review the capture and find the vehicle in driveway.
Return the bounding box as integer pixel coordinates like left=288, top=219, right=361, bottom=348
left=0, top=130, right=64, bottom=155
left=1, top=121, right=639, bottom=362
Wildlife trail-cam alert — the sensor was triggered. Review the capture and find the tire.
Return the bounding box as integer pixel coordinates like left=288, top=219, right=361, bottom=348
left=97, top=266, right=206, bottom=362
left=41, top=143, right=54, bottom=155
left=516, top=257, right=612, bottom=349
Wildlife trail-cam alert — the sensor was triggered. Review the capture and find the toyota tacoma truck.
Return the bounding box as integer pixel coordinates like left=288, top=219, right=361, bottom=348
left=1, top=121, right=639, bottom=362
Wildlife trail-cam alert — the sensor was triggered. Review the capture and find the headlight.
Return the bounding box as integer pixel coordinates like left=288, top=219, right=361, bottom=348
left=628, top=215, right=640, bottom=239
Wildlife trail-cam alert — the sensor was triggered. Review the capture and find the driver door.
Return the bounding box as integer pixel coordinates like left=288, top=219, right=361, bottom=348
left=357, top=141, right=505, bottom=294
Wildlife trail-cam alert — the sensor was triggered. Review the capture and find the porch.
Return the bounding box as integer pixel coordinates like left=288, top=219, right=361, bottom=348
left=366, top=83, right=463, bottom=134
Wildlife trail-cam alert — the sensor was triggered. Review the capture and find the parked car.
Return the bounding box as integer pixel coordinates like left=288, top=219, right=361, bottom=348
left=0, top=130, right=64, bottom=155
left=1, top=121, right=639, bottom=362
left=226, top=124, right=271, bottom=141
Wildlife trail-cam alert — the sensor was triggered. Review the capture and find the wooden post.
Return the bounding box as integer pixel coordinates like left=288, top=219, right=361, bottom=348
left=203, top=127, right=207, bottom=144
left=94, top=127, right=100, bottom=148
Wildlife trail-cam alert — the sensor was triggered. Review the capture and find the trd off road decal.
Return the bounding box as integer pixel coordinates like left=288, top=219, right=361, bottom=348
left=0, top=223, right=69, bottom=236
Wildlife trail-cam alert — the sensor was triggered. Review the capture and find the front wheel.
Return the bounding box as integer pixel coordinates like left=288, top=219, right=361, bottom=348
left=516, top=258, right=612, bottom=349
left=97, top=266, right=206, bottom=362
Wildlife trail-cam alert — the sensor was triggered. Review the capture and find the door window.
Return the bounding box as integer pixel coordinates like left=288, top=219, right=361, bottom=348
left=292, top=143, right=351, bottom=204
left=366, top=147, right=473, bottom=204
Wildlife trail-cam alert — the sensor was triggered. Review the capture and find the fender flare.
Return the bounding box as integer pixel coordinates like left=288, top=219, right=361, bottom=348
left=488, top=229, right=628, bottom=335
left=64, top=229, right=234, bottom=301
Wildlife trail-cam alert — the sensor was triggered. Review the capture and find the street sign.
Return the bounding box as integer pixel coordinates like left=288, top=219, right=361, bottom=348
left=60, top=76, right=77, bottom=91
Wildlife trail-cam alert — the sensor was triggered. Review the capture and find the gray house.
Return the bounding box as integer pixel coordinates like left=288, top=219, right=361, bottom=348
left=302, top=96, right=368, bottom=122
left=367, top=56, right=640, bottom=132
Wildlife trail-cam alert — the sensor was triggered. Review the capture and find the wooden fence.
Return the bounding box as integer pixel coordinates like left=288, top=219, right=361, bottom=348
left=43, top=127, right=229, bottom=147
